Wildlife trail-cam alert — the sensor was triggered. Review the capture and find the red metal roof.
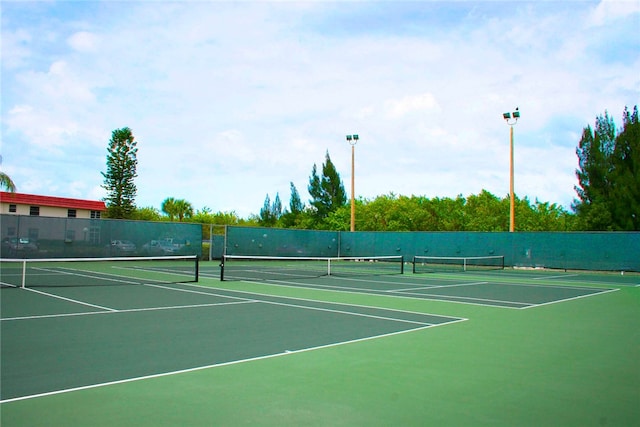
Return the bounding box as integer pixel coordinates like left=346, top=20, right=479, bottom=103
left=0, top=192, right=106, bottom=211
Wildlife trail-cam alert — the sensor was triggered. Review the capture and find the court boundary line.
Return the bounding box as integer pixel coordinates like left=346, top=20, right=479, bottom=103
left=214, top=276, right=529, bottom=309
left=112, top=264, right=197, bottom=280
left=289, top=274, right=444, bottom=289
left=35, top=267, right=142, bottom=285
left=388, top=288, right=530, bottom=307
left=416, top=275, right=621, bottom=293
left=441, top=271, right=638, bottom=288
left=141, top=282, right=450, bottom=327
left=389, top=281, right=490, bottom=292
left=20, top=264, right=197, bottom=288
left=258, top=298, right=439, bottom=326
left=532, top=273, right=580, bottom=280
left=182, top=282, right=468, bottom=322
left=0, top=300, right=257, bottom=322
left=173, top=283, right=462, bottom=326
left=24, top=287, right=118, bottom=312
left=520, top=287, right=620, bottom=310
left=392, top=266, right=638, bottom=286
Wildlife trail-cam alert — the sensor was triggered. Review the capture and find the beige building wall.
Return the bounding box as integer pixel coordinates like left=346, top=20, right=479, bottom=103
left=1, top=202, right=98, bottom=218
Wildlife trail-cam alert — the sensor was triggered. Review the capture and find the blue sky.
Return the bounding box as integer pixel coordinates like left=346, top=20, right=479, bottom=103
left=2, top=0, right=639, bottom=217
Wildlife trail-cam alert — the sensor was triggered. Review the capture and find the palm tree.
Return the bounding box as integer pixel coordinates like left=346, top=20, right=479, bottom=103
left=0, top=156, right=16, bottom=192
left=174, top=199, right=193, bottom=221
left=161, top=197, right=177, bottom=221
left=0, top=172, right=16, bottom=192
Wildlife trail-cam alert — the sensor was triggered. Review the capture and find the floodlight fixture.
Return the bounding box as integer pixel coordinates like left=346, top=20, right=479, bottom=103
left=346, top=134, right=358, bottom=145
left=503, top=107, right=520, bottom=125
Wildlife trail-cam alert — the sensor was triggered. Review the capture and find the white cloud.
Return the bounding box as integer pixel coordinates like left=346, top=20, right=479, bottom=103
left=67, top=31, right=99, bottom=53
left=384, top=93, right=440, bottom=119
left=1, top=29, right=32, bottom=69
left=7, top=103, right=76, bottom=152
left=589, top=0, right=640, bottom=26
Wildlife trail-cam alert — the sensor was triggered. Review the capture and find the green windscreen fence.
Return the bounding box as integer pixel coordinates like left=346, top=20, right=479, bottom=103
left=1, top=215, right=202, bottom=259
left=225, top=227, right=639, bottom=272
left=225, top=226, right=339, bottom=257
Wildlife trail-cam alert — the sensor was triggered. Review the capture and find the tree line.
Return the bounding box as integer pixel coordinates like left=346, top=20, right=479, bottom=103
left=96, top=105, right=638, bottom=232
left=573, top=106, right=639, bottom=230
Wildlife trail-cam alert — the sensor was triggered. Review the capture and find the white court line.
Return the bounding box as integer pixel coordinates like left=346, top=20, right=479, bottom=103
left=39, top=265, right=194, bottom=287
left=393, top=289, right=530, bottom=307
left=0, top=300, right=258, bottom=322
left=521, top=287, right=620, bottom=310
left=219, top=274, right=451, bottom=295
left=388, top=281, right=488, bottom=292
left=325, top=275, right=437, bottom=288
left=1, top=282, right=19, bottom=288
left=249, top=278, right=523, bottom=307
left=533, top=273, right=580, bottom=280
left=221, top=275, right=391, bottom=295
left=251, top=296, right=437, bottom=326
left=410, top=281, right=489, bottom=289
left=389, top=285, right=441, bottom=292
left=253, top=278, right=522, bottom=308
left=112, top=265, right=196, bottom=280
left=144, top=282, right=255, bottom=301
left=24, top=287, right=117, bottom=312
left=34, top=267, right=140, bottom=285
left=183, top=282, right=467, bottom=322
left=180, top=282, right=451, bottom=326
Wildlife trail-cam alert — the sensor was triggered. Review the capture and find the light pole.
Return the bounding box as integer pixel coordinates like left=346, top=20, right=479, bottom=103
left=503, top=108, right=520, bottom=232
left=346, top=134, right=359, bottom=232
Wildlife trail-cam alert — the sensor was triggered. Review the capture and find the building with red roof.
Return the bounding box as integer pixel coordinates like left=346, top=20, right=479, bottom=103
left=0, top=192, right=106, bottom=219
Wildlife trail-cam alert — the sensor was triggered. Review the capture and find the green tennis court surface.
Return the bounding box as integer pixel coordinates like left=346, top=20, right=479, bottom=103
left=1, top=263, right=638, bottom=426
left=1, top=282, right=462, bottom=402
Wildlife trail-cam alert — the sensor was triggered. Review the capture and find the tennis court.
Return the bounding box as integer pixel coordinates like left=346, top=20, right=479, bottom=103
left=1, top=255, right=638, bottom=426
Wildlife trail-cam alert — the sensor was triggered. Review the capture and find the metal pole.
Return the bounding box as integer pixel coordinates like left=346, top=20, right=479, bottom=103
left=209, top=223, right=213, bottom=261
left=509, top=125, right=515, bottom=232
left=503, top=108, right=519, bottom=233
left=347, top=134, right=358, bottom=232
left=21, top=259, right=27, bottom=288
left=350, top=143, right=355, bottom=232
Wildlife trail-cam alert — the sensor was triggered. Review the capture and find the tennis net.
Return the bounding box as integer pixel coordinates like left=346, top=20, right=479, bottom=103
left=221, top=255, right=404, bottom=281
left=412, top=255, right=505, bottom=273
left=0, top=255, right=199, bottom=288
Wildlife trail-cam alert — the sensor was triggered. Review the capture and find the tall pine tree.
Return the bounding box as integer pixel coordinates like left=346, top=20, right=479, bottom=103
left=259, top=193, right=282, bottom=226
left=610, top=106, right=640, bottom=230
left=279, top=182, right=305, bottom=228
left=102, top=127, right=138, bottom=219
left=573, top=107, right=639, bottom=230
left=288, top=182, right=304, bottom=215
left=308, top=151, right=346, bottom=224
